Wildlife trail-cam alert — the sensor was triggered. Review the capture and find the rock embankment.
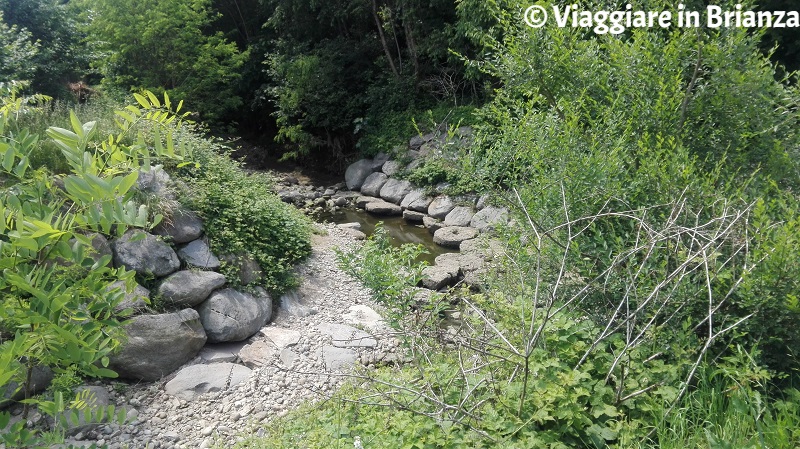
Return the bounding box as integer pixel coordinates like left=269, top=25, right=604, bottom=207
left=54, top=224, right=399, bottom=449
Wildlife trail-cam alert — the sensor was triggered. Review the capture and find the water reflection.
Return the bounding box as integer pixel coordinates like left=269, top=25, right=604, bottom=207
left=316, top=208, right=457, bottom=264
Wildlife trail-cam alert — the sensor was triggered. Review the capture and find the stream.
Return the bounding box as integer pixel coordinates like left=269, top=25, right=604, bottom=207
left=315, top=208, right=457, bottom=264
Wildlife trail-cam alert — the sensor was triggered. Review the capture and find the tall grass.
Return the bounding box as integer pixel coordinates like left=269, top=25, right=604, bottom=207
left=9, top=97, right=124, bottom=174
left=639, top=367, right=800, bottom=449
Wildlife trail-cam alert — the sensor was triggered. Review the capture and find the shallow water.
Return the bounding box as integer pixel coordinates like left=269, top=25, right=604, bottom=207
left=316, top=208, right=456, bottom=264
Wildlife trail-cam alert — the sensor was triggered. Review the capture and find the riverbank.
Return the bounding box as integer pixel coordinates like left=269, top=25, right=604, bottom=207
left=56, top=224, right=398, bottom=449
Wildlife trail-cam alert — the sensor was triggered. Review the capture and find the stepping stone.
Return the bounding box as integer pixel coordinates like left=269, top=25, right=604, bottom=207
left=199, top=341, right=249, bottom=364
left=165, top=363, right=252, bottom=401
left=260, top=327, right=302, bottom=350
left=320, top=346, right=357, bottom=372
left=238, top=340, right=279, bottom=368
left=316, top=322, right=377, bottom=348
left=365, top=200, right=402, bottom=216
left=342, top=305, right=384, bottom=330
left=433, top=226, right=479, bottom=248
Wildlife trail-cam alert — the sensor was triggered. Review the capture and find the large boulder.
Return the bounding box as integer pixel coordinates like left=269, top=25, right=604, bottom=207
left=177, top=240, right=221, bottom=269
left=107, top=280, right=150, bottom=315
left=165, top=363, right=252, bottom=401
left=112, top=229, right=180, bottom=277
left=345, top=159, right=375, bottom=190
left=427, top=196, right=456, bottom=219
left=433, top=226, right=479, bottom=248
left=470, top=206, right=509, bottom=231
left=1, top=365, right=53, bottom=410
left=421, top=265, right=459, bottom=290
left=154, top=209, right=203, bottom=244
left=403, top=210, right=426, bottom=224
left=157, top=271, right=226, bottom=307
left=198, top=289, right=272, bottom=343
left=382, top=160, right=402, bottom=176
left=360, top=172, right=388, bottom=197
left=380, top=179, right=413, bottom=204
left=220, top=253, right=263, bottom=285
left=423, top=216, right=444, bottom=234
left=108, top=309, right=207, bottom=381
left=365, top=200, right=402, bottom=216
left=355, top=196, right=377, bottom=209
left=444, top=206, right=475, bottom=227
left=400, top=188, right=433, bottom=212
left=136, top=166, right=172, bottom=198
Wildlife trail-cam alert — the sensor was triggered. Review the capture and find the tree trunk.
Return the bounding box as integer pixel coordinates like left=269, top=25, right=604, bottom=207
left=372, top=0, right=399, bottom=78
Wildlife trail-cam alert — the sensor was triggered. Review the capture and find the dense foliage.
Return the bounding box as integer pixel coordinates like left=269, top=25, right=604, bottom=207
left=0, top=87, right=192, bottom=445
left=175, top=141, right=312, bottom=293
left=78, top=0, right=247, bottom=124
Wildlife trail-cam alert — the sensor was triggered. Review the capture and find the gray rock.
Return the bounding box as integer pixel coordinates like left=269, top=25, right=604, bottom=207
left=109, top=309, right=207, bottom=381
left=340, top=228, right=367, bottom=240
left=165, top=363, right=251, bottom=401
left=280, top=349, right=299, bottom=367
left=112, top=230, right=180, bottom=277
left=1, top=365, right=53, bottom=410
left=62, top=386, right=112, bottom=436
left=382, top=160, right=402, bottom=176
left=423, top=216, right=445, bottom=233
left=428, top=196, right=456, bottom=219
left=409, top=134, right=427, bottom=150
left=198, top=289, right=272, bottom=343
left=434, top=252, right=485, bottom=274
left=371, top=153, right=390, bottom=170
left=342, top=305, right=384, bottom=330
left=379, top=179, right=413, bottom=204
left=108, top=280, right=150, bottom=314
left=460, top=238, right=505, bottom=260
left=403, top=210, right=426, bottom=224
left=260, top=327, right=302, bottom=350
left=317, top=322, right=377, bottom=348
left=219, top=253, right=262, bottom=285
left=199, top=342, right=249, bottom=364
left=238, top=340, right=279, bottom=368
left=320, top=346, right=357, bottom=371
left=360, top=172, right=388, bottom=197
left=365, top=200, right=402, bottom=216
left=337, top=222, right=362, bottom=231
left=421, top=265, right=459, bottom=290
left=400, top=188, right=433, bottom=212
left=470, top=206, right=509, bottom=232
left=475, top=194, right=491, bottom=210
left=279, top=291, right=317, bottom=317
left=136, top=166, right=172, bottom=198
left=154, top=209, right=203, bottom=244
left=433, top=226, right=479, bottom=248
left=157, top=271, right=226, bottom=307
left=444, top=206, right=475, bottom=227
left=277, top=190, right=303, bottom=204
left=178, top=240, right=221, bottom=269
left=355, top=196, right=377, bottom=209
left=345, top=159, right=375, bottom=190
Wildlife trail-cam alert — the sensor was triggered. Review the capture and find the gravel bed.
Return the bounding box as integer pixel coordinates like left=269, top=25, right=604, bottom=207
left=59, top=223, right=397, bottom=449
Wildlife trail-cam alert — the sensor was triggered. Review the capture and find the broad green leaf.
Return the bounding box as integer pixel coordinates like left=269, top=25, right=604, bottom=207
left=133, top=93, right=150, bottom=109
left=145, top=91, right=160, bottom=108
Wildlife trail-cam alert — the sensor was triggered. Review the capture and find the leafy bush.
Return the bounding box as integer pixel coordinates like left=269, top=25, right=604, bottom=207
left=175, top=141, right=312, bottom=294
left=82, top=0, right=248, bottom=124
left=0, top=87, right=190, bottom=445
left=336, top=223, right=428, bottom=326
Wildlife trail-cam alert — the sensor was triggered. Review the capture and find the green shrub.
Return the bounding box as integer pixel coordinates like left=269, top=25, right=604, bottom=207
left=336, top=223, right=428, bottom=327
left=176, top=141, right=312, bottom=294
left=0, top=87, right=189, bottom=446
